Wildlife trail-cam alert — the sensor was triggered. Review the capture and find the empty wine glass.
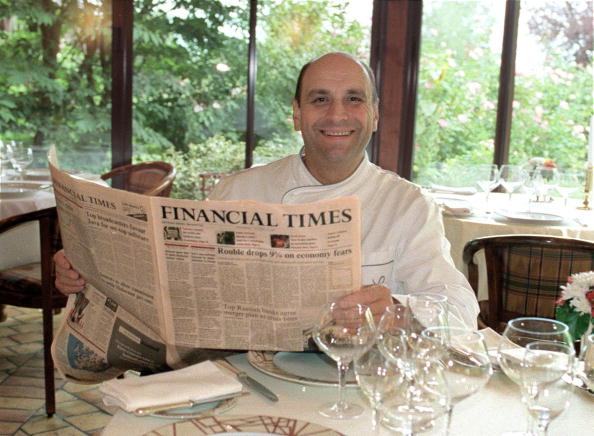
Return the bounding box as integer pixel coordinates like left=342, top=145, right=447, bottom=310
left=579, top=333, right=594, bottom=391
left=407, top=294, right=448, bottom=350
left=555, top=170, right=581, bottom=206
left=500, top=164, right=526, bottom=203
left=0, top=140, right=13, bottom=177
left=421, top=326, right=492, bottom=431
left=355, top=344, right=403, bottom=434
left=497, top=317, right=573, bottom=435
left=471, top=164, right=500, bottom=213
left=519, top=341, right=575, bottom=436
left=380, top=358, right=452, bottom=435
left=9, top=143, right=33, bottom=180
left=312, top=302, right=376, bottom=419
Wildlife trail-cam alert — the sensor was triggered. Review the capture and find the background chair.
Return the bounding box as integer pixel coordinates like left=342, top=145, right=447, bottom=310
left=198, top=171, right=231, bottom=199
left=463, top=234, right=594, bottom=332
left=0, top=207, right=68, bottom=417
left=100, top=161, right=176, bottom=197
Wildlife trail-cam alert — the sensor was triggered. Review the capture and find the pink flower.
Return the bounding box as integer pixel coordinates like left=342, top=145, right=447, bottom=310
left=559, top=101, right=569, bottom=110
left=457, top=114, right=469, bottom=123
left=438, top=118, right=448, bottom=128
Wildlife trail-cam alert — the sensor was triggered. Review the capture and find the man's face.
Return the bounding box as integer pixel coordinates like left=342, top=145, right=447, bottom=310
left=292, top=54, right=379, bottom=177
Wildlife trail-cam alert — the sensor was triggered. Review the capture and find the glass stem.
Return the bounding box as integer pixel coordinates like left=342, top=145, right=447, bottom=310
left=336, top=361, right=349, bottom=411
left=371, top=405, right=381, bottom=435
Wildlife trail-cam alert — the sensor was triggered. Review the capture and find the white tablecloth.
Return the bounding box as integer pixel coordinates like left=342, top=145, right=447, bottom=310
left=102, top=353, right=594, bottom=436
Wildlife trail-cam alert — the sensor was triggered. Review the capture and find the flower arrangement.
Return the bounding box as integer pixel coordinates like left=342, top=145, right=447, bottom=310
left=555, top=271, right=594, bottom=342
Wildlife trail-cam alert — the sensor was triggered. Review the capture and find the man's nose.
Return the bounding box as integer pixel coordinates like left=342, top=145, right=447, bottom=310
left=326, top=100, right=348, bottom=121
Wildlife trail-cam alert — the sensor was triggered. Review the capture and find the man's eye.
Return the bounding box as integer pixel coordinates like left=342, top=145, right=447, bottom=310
left=312, top=97, right=328, bottom=103
left=348, top=96, right=363, bottom=102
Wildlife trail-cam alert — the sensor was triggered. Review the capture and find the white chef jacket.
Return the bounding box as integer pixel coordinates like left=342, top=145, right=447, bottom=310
left=209, top=154, right=479, bottom=327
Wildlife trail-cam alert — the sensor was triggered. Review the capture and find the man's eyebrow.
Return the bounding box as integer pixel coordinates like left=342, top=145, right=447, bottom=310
left=306, top=88, right=368, bottom=97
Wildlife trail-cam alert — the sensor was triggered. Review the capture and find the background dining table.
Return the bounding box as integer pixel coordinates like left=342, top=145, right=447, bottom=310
left=431, top=191, right=594, bottom=301
left=102, top=353, right=594, bottom=436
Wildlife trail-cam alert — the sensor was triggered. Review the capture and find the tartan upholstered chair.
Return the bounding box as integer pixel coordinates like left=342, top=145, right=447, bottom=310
left=0, top=207, right=68, bottom=417
left=100, top=161, right=176, bottom=197
left=463, top=235, right=594, bottom=333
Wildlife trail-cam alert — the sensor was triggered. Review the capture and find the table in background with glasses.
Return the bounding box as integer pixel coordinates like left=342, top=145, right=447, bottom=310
left=429, top=191, right=594, bottom=301
left=101, top=353, right=593, bottom=436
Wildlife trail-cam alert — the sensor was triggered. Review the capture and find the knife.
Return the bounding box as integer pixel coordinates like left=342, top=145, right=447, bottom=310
left=216, top=359, right=279, bottom=402
left=133, top=390, right=246, bottom=416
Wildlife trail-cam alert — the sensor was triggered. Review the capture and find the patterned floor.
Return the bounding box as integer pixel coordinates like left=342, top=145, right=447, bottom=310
left=0, top=306, right=117, bottom=435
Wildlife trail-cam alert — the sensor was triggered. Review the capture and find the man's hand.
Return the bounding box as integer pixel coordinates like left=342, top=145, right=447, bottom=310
left=54, top=250, right=85, bottom=295
left=337, top=284, right=393, bottom=323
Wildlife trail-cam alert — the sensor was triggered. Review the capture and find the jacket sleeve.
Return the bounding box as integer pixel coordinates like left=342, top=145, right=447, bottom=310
left=392, top=193, right=480, bottom=328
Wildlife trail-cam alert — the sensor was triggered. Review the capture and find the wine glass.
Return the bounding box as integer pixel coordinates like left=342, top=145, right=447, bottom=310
left=312, top=302, right=376, bottom=419
left=407, top=294, right=448, bottom=351
left=0, top=140, right=14, bottom=177
left=354, top=343, right=403, bottom=434
left=500, top=164, right=527, bottom=203
left=555, top=170, right=581, bottom=207
left=519, top=341, right=575, bottom=436
left=9, top=143, right=34, bottom=180
left=579, top=332, right=594, bottom=391
left=380, top=358, right=452, bottom=435
left=471, top=164, right=500, bottom=213
left=497, top=317, right=573, bottom=435
left=421, top=326, right=492, bottom=414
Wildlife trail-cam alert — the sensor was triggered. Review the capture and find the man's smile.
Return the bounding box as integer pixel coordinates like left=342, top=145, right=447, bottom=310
left=320, top=129, right=354, bottom=137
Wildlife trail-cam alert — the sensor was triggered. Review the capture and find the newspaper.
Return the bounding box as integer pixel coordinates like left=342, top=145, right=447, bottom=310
left=48, top=154, right=362, bottom=383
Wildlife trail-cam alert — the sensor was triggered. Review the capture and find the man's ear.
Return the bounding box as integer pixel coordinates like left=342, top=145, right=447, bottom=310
left=372, top=101, right=379, bottom=132
left=292, top=99, right=301, bottom=131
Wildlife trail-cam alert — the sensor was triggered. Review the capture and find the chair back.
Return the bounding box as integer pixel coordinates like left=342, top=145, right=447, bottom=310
left=0, top=207, right=67, bottom=416
left=101, top=161, right=176, bottom=197
left=198, top=171, right=231, bottom=199
left=463, top=234, right=594, bottom=332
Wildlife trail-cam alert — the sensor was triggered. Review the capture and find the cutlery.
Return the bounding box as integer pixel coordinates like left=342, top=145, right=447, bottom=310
left=133, top=390, right=247, bottom=416
left=216, top=359, right=279, bottom=402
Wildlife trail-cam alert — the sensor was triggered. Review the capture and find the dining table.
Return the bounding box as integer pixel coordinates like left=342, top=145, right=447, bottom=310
left=101, top=352, right=594, bottom=436
left=0, top=168, right=105, bottom=269
left=430, top=190, right=594, bottom=301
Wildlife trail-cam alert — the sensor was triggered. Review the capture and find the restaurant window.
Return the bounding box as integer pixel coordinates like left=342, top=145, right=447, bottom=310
left=412, top=0, right=505, bottom=186
left=412, top=0, right=593, bottom=187
left=0, top=1, right=111, bottom=173
left=132, top=0, right=250, bottom=199
left=508, top=1, right=592, bottom=171
left=251, top=0, right=373, bottom=166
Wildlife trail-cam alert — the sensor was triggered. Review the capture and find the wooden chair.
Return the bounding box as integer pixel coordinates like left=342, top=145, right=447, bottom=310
left=0, top=207, right=68, bottom=417
left=463, top=234, right=594, bottom=333
left=101, top=161, right=176, bottom=197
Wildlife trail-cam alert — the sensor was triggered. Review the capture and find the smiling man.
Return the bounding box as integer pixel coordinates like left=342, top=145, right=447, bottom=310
left=55, top=52, right=479, bottom=328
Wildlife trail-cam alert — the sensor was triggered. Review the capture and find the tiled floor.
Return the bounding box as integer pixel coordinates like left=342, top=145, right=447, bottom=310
left=0, top=306, right=117, bottom=435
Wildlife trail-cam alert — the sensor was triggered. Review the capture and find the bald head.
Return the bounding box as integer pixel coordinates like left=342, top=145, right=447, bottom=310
left=294, top=52, right=378, bottom=106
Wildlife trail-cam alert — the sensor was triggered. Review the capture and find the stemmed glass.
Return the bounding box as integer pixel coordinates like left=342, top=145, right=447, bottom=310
left=579, top=333, right=594, bottom=391
left=0, top=140, right=13, bottom=177
left=354, top=342, right=403, bottom=434
left=555, top=170, right=581, bottom=207
left=407, top=294, right=448, bottom=348
left=497, top=317, right=574, bottom=435
left=421, top=326, right=492, bottom=426
left=519, top=341, right=575, bottom=436
left=9, top=143, right=34, bottom=180
left=500, top=164, right=526, bottom=203
left=312, top=302, right=376, bottom=419
left=472, top=164, right=500, bottom=213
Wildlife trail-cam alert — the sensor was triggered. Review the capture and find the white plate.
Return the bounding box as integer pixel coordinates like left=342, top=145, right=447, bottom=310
left=495, top=210, right=565, bottom=225
left=0, top=182, right=42, bottom=199
left=23, top=168, right=51, bottom=181
left=142, top=414, right=344, bottom=435
left=247, top=351, right=356, bottom=387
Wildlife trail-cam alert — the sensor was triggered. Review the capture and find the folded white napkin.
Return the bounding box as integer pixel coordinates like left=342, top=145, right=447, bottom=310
left=430, top=184, right=477, bottom=195
left=100, top=360, right=243, bottom=412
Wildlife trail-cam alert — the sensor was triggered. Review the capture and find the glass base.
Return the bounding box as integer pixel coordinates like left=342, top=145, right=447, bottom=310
left=318, top=401, right=363, bottom=419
